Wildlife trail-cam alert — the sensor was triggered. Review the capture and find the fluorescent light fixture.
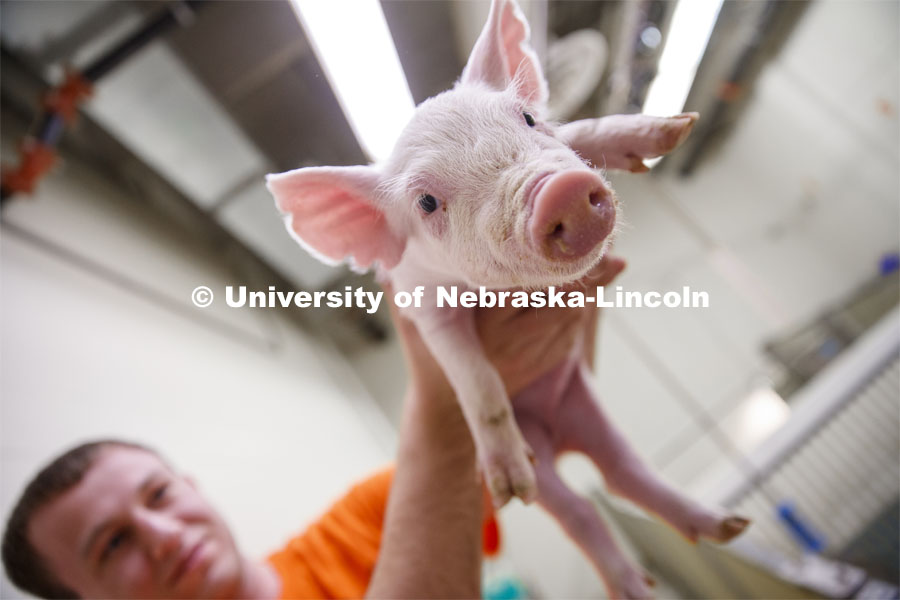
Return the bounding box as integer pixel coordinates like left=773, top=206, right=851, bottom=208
left=289, top=0, right=415, bottom=162
left=643, top=0, right=724, bottom=117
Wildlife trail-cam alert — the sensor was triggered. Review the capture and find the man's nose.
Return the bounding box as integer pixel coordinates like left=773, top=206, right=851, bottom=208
left=134, top=510, right=183, bottom=561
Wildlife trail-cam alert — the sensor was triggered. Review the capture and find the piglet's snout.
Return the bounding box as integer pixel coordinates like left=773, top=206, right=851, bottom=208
left=528, top=170, right=615, bottom=260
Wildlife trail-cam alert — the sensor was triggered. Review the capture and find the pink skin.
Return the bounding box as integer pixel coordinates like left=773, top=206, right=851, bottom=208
left=267, top=0, right=747, bottom=596
left=529, top=170, right=616, bottom=260
left=557, top=113, right=700, bottom=173
left=516, top=357, right=749, bottom=599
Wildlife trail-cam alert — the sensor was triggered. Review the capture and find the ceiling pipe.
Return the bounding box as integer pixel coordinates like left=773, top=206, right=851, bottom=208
left=1, top=0, right=207, bottom=206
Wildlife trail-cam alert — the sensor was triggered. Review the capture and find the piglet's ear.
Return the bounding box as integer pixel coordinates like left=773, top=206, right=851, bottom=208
left=266, top=166, right=405, bottom=271
left=557, top=113, right=699, bottom=173
left=460, top=0, right=548, bottom=107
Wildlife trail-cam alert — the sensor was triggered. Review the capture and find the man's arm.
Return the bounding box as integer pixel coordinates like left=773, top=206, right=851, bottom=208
left=366, top=303, right=482, bottom=599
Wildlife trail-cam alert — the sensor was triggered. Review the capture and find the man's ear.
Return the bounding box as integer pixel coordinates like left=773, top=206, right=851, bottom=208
left=556, top=113, right=699, bottom=173
left=460, top=0, right=548, bottom=108
left=266, top=165, right=406, bottom=271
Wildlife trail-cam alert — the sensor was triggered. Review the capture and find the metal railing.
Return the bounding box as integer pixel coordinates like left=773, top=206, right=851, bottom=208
left=711, top=307, right=899, bottom=580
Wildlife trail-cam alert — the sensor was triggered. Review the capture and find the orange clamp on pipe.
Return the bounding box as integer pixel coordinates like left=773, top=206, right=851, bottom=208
left=1, top=139, right=58, bottom=196
left=43, top=70, right=93, bottom=124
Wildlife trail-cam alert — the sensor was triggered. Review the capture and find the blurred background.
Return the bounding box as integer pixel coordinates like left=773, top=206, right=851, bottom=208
left=1, top=0, right=897, bottom=598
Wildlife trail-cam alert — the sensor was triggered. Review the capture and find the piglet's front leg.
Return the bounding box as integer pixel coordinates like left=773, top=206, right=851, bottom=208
left=414, top=306, right=537, bottom=508
left=558, top=113, right=699, bottom=173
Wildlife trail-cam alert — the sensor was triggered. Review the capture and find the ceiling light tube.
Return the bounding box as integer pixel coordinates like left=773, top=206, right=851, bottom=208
left=643, top=0, right=724, bottom=118
left=289, top=0, right=415, bottom=162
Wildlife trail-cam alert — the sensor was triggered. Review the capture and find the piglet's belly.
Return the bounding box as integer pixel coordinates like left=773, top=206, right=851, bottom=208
left=510, top=356, right=588, bottom=428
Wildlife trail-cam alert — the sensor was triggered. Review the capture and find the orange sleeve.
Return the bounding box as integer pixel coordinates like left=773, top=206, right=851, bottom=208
left=267, top=467, right=394, bottom=600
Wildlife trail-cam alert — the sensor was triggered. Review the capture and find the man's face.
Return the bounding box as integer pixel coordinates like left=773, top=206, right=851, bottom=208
left=28, top=447, right=245, bottom=599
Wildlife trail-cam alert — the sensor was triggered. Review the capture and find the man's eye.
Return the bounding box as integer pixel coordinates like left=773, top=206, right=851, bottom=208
left=100, top=531, right=128, bottom=562
left=523, top=112, right=536, bottom=127
left=418, top=194, right=439, bottom=214
left=149, top=484, right=168, bottom=505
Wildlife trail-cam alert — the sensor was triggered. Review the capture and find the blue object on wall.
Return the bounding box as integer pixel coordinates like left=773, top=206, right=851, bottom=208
left=879, top=252, right=899, bottom=276
left=777, top=501, right=826, bottom=553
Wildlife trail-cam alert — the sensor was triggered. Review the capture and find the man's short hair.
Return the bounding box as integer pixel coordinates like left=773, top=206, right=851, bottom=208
left=2, top=439, right=153, bottom=599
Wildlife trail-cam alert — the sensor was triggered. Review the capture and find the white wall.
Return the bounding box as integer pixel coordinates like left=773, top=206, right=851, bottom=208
left=0, top=150, right=395, bottom=598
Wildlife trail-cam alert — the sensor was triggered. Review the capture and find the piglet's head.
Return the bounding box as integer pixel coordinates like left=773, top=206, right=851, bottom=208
left=267, top=0, right=697, bottom=288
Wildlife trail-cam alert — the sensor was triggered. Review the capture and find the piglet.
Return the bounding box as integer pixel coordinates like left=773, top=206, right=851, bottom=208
left=267, top=1, right=748, bottom=597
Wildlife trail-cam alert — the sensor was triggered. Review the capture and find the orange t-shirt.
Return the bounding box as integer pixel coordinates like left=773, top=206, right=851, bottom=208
left=267, top=467, right=393, bottom=599
left=266, top=466, right=500, bottom=599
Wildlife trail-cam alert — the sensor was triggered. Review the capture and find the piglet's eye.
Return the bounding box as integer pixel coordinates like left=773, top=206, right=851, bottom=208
left=523, top=112, right=536, bottom=127
left=418, top=194, right=439, bottom=214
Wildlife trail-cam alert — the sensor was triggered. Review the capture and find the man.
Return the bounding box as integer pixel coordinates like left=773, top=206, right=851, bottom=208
left=3, top=258, right=625, bottom=599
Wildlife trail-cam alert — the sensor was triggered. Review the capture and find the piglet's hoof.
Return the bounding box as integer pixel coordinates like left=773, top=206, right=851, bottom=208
left=484, top=450, right=537, bottom=508
left=717, top=516, right=751, bottom=542
left=684, top=514, right=752, bottom=544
